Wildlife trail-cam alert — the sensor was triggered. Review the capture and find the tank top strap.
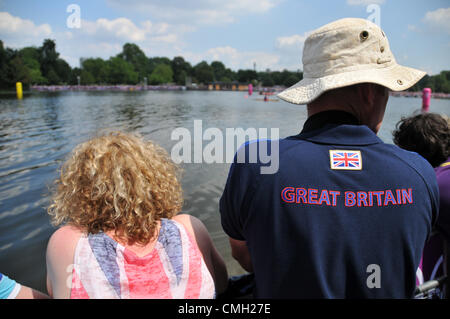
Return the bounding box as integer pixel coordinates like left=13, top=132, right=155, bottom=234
left=157, top=218, right=187, bottom=285
left=156, top=218, right=216, bottom=299
left=72, top=232, right=123, bottom=298
left=86, top=232, right=122, bottom=296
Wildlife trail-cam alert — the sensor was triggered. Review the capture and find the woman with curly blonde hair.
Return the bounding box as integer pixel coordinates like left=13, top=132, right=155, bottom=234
left=46, top=132, right=227, bottom=299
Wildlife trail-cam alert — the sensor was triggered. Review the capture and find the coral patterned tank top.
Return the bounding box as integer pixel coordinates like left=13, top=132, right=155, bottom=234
left=70, top=218, right=215, bottom=299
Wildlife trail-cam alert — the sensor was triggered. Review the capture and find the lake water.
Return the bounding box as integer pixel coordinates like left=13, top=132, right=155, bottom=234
left=0, top=90, right=449, bottom=294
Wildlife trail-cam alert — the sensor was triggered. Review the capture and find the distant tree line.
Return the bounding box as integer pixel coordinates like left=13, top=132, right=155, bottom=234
left=0, top=39, right=302, bottom=90
left=1, top=39, right=448, bottom=93
left=408, top=71, right=450, bottom=94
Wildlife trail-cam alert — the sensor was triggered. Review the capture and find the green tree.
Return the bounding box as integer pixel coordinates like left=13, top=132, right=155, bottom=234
left=19, top=47, right=41, bottom=63
left=171, top=56, right=192, bottom=85
left=10, top=55, right=31, bottom=88
left=82, top=58, right=110, bottom=83
left=69, top=67, right=82, bottom=85
left=0, top=44, right=32, bottom=89
left=80, top=69, right=95, bottom=85
left=149, top=63, right=173, bottom=84
left=220, top=76, right=232, bottom=83
left=194, top=61, right=214, bottom=84
left=28, top=67, right=47, bottom=84
left=107, top=57, right=138, bottom=84
left=55, top=58, right=72, bottom=84
left=434, top=72, right=450, bottom=93
left=211, top=61, right=226, bottom=81
left=0, top=42, right=15, bottom=89
left=0, top=41, right=7, bottom=87
left=279, top=69, right=293, bottom=86
left=46, top=67, right=60, bottom=84
left=118, top=43, right=148, bottom=81
left=148, top=56, right=171, bottom=76
left=237, top=69, right=257, bottom=83
left=39, top=39, right=59, bottom=83
left=260, top=72, right=274, bottom=87
left=271, top=71, right=282, bottom=85
left=283, top=73, right=302, bottom=87
left=224, top=68, right=237, bottom=82
left=410, top=75, right=434, bottom=92
left=18, top=47, right=48, bottom=84
left=19, top=47, right=47, bottom=84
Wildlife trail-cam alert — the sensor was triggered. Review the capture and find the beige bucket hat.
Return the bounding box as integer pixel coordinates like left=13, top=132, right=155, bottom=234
left=278, top=18, right=426, bottom=105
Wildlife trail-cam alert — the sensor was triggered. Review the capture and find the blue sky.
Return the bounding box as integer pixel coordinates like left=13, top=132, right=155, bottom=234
left=0, top=0, right=448, bottom=74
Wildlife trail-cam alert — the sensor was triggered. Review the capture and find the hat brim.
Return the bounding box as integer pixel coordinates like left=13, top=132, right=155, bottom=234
left=277, top=64, right=426, bottom=105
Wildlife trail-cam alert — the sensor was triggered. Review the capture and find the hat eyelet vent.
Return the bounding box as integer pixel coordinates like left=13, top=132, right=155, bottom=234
left=360, top=30, right=369, bottom=41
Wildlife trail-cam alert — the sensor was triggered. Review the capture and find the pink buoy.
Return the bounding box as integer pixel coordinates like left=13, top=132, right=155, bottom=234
left=248, top=83, right=253, bottom=96
left=422, top=88, right=431, bottom=112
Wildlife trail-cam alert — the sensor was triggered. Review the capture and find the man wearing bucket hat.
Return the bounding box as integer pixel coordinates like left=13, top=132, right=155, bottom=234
left=220, top=18, right=439, bottom=298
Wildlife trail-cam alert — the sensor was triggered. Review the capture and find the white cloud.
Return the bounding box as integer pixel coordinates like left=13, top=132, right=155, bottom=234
left=0, top=12, right=52, bottom=37
left=273, top=32, right=310, bottom=71
left=146, top=22, right=170, bottom=35
left=423, top=7, right=450, bottom=34
left=80, top=17, right=175, bottom=42
left=151, top=33, right=178, bottom=43
left=276, top=33, right=309, bottom=51
left=53, top=16, right=195, bottom=65
left=346, top=0, right=385, bottom=5
left=183, top=46, right=280, bottom=70
left=0, top=11, right=194, bottom=66
left=106, top=0, right=280, bottom=25
left=0, top=11, right=52, bottom=47
left=82, top=18, right=146, bottom=42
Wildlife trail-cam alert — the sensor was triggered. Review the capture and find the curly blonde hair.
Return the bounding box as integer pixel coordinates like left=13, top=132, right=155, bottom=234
left=48, top=132, right=183, bottom=245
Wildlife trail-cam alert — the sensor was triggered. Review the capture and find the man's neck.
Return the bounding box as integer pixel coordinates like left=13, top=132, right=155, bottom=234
left=307, top=103, right=359, bottom=119
left=301, top=110, right=360, bottom=133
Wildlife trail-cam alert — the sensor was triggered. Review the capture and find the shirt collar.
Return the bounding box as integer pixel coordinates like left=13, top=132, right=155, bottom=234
left=301, top=110, right=360, bottom=133
left=291, top=110, right=383, bottom=146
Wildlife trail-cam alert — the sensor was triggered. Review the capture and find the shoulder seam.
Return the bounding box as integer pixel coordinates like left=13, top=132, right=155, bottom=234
left=387, top=147, right=438, bottom=226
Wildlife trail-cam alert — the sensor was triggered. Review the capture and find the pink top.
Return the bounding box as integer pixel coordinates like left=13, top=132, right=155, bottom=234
left=70, top=218, right=215, bottom=299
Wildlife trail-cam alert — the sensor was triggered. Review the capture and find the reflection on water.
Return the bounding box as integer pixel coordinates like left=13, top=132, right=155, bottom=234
left=0, top=90, right=449, bottom=293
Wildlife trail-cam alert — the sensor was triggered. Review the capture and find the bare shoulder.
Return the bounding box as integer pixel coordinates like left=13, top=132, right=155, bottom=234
left=47, top=225, right=83, bottom=263
left=48, top=225, right=83, bottom=250
left=46, top=225, right=84, bottom=298
left=172, top=214, right=228, bottom=293
left=172, top=214, right=208, bottom=239
left=172, top=214, right=214, bottom=254
left=172, top=214, right=213, bottom=260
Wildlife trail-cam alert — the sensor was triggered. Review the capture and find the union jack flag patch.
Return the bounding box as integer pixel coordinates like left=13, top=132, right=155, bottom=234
left=329, top=150, right=362, bottom=170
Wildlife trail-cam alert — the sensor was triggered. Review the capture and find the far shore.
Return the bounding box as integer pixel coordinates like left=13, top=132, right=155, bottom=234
left=0, top=85, right=449, bottom=99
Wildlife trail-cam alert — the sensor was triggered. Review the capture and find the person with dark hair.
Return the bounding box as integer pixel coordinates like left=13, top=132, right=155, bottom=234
left=393, top=113, right=450, bottom=291
left=393, top=113, right=450, bottom=168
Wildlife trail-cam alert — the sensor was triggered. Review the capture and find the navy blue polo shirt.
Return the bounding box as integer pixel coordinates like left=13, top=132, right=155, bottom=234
left=220, top=111, right=439, bottom=298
